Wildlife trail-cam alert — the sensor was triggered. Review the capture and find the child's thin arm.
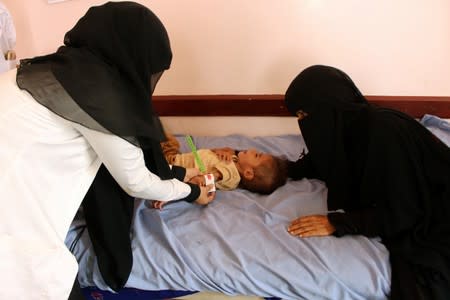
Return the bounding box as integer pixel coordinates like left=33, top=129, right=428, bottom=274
left=211, top=168, right=223, bottom=181
left=211, top=147, right=235, bottom=154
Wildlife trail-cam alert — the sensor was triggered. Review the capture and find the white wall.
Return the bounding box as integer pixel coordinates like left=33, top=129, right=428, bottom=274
left=3, top=0, right=450, bottom=97
left=160, top=116, right=299, bottom=137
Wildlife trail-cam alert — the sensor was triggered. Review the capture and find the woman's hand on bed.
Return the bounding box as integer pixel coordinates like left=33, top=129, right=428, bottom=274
left=287, top=215, right=335, bottom=238
left=195, top=185, right=216, bottom=206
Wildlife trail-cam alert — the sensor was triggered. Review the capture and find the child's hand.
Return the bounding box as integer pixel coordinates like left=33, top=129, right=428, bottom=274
left=211, top=148, right=235, bottom=163
left=195, top=185, right=216, bottom=206
left=150, top=200, right=166, bottom=210
left=184, top=167, right=201, bottom=182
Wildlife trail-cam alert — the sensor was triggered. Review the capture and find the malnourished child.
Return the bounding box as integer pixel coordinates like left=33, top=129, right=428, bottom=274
left=160, top=134, right=288, bottom=194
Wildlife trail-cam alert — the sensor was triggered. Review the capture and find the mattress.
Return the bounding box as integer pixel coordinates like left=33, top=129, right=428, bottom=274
left=66, top=133, right=392, bottom=300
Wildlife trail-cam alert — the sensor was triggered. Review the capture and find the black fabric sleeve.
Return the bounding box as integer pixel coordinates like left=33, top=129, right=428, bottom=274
left=287, top=153, right=318, bottom=180
left=178, top=183, right=200, bottom=203
left=170, top=165, right=186, bottom=181
left=169, top=167, right=201, bottom=202
left=328, top=208, right=382, bottom=237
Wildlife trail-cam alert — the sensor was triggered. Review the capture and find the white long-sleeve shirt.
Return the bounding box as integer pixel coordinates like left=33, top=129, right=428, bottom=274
left=0, top=69, right=192, bottom=300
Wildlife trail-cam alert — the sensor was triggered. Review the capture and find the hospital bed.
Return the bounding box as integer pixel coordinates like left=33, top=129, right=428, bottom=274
left=65, top=95, right=450, bottom=300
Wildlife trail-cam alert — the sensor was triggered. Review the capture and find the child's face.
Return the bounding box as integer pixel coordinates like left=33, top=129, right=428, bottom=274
left=237, top=148, right=273, bottom=169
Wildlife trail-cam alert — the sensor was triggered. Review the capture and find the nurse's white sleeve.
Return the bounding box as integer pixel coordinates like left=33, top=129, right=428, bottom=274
left=73, top=123, right=192, bottom=202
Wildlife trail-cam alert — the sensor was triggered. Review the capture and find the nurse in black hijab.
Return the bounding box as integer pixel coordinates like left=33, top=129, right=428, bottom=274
left=1, top=2, right=214, bottom=299
left=284, top=65, right=450, bottom=300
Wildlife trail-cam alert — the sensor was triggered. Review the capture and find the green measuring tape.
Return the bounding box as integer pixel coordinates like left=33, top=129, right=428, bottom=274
left=185, top=135, right=206, bottom=173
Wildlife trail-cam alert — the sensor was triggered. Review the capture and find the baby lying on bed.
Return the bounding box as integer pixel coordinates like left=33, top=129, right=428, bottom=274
left=152, top=135, right=288, bottom=208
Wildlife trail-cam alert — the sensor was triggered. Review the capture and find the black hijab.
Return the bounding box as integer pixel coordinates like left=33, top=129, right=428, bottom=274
left=285, top=65, right=370, bottom=210
left=17, top=2, right=172, bottom=145
left=17, top=1, right=171, bottom=145
left=17, top=2, right=175, bottom=291
left=285, top=65, right=450, bottom=299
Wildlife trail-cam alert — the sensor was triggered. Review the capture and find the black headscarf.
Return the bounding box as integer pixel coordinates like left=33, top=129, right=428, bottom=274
left=17, top=2, right=176, bottom=291
left=285, top=65, right=450, bottom=299
left=17, top=1, right=171, bottom=144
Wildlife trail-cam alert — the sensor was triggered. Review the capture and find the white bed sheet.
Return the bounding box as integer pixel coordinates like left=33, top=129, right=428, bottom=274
left=66, top=134, right=391, bottom=300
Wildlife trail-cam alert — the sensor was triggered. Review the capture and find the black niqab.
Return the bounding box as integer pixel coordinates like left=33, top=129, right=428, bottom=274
left=285, top=65, right=370, bottom=210
left=285, top=65, right=450, bottom=299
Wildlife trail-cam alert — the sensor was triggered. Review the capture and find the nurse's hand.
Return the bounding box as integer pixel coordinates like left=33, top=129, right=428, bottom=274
left=195, top=184, right=216, bottom=206
left=287, top=215, right=335, bottom=237
left=189, top=174, right=206, bottom=186
left=184, top=167, right=201, bottom=182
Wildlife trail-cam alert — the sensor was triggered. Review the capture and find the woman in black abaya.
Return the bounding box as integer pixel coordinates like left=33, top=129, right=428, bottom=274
left=285, top=65, right=450, bottom=299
